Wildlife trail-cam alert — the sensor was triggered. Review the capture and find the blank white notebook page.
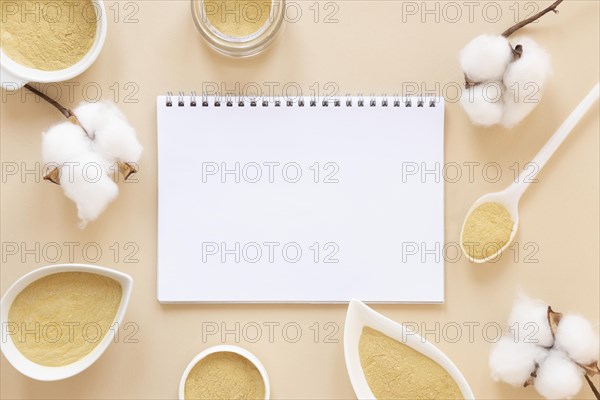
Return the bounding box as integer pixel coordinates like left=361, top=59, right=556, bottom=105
left=157, top=96, right=445, bottom=303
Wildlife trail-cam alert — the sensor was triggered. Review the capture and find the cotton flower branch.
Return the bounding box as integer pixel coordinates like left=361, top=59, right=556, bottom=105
left=25, top=84, right=138, bottom=185
left=490, top=293, right=600, bottom=399
left=459, top=0, right=563, bottom=127
left=27, top=84, right=143, bottom=228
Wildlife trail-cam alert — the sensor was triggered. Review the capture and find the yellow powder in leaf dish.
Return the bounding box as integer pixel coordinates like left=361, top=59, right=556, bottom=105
left=461, top=202, right=514, bottom=260
left=359, top=327, right=464, bottom=400
left=0, top=0, right=97, bottom=70
left=204, top=0, right=271, bottom=37
left=8, top=272, right=122, bottom=367
left=185, top=352, right=265, bottom=400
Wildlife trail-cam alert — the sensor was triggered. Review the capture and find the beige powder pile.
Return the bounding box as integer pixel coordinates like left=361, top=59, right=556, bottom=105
left=185, top=352, right=265, bottom=400
left=8, top=272, right=122, bottom=366
left=0, top=0, right=97, bottom=70
left=204, top=0, right=271, bottom=37
left=461, top=202, right=514, bottom=260
left=359, top=327, right=464, bottom=400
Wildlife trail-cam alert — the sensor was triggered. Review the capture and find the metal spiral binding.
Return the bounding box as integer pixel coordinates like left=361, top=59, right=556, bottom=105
left=166, top=93, right=439, bottom=108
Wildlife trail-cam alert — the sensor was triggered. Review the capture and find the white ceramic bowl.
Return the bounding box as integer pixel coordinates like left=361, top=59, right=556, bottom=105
left=179, top=345, right=270, bottom=399
left=344, top=299, right=475, bottom=399
left=0, top=0, right=107, bottom=90
left=0, top=264, right=133, bottom=381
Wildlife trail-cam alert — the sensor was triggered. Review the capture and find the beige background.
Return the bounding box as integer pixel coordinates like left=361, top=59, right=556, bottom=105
left=1, top=0, right=599, bottom=398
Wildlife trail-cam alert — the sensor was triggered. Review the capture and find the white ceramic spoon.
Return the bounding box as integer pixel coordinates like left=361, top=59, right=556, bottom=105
left=460, top=82, right=600, bottom=263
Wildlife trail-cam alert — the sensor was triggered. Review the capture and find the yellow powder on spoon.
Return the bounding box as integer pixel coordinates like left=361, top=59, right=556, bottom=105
left=461, top=202, right=514, bottom=260
left=204, top=0, right=271, bottom=37
left=0, top=0, right=97, bottom=70
left=359, top=327, right=464, bottom=400
left=185, top=352, right=265, bottom=400
left=8, top=272, right=122, bottom=366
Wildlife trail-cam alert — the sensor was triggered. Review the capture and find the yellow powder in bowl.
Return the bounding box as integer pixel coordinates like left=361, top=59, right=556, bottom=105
left=185, top=352, right=265, bottom=400
left=0, top=0, right=97, bottom=70
left=359, top=327, right=464, bottom=400
left=204, top=0, right=271, bottom=37
left=8, top=272, right=122, bottom=367
left=461, top=202, right=514, bottom=260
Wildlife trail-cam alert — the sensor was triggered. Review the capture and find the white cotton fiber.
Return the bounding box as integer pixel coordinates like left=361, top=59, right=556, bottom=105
left=460, top=34, right=514, bottom=82
left=489, top=336, right=547, bottom=386
left=460, top=81, right=504, bottom=126
left=59, top=151, right=118, bottom=228
left=555, top=314, right=600, bottom=365
left=508, top=293, right=554, bottom=347
left=501, top=37, right=552, bottom=127
left=534, top=350, right=583, bottom=399
left=92, top=116, right=143, bottom=163
left=74, top=101, right=142, bottom=163
left=74, top=101, right=126, bottom=132
left=42, top=122, right=92, bottom=165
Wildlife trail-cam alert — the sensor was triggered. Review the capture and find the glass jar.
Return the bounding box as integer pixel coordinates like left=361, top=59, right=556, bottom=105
left=191, top=0, right=285, bottom=57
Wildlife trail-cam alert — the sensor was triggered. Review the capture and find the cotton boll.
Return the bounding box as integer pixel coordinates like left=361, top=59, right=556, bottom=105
left=501, top=37, right=552, bottom=128
left=534, top=350, right=583, bottom=399
left=74, top=101, right=127, bottom=133
left=74, top=101, right=142, bottom=163
left=508, top=293, right=554, bottom=347
left=59, top=151, right=118, bottom=228
left=489, top=336, right=547, bottom=386
left=460, top=34, right=513, bottom=82
left=92, top=117, right=143, bottom=163
left=504, top=37, right=552, bottom=90
left=42, top=122, right=92, bottom=165
left=460, top=81, right=504, bottom=126
left=555, top=314, right=600, bottom=365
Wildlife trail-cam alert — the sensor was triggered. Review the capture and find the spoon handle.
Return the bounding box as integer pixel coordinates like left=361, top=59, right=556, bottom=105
left=512, top=82, right=600, bottom=198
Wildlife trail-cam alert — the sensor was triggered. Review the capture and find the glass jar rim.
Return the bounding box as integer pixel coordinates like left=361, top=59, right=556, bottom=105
left=191, top=0, right=285, bottom=57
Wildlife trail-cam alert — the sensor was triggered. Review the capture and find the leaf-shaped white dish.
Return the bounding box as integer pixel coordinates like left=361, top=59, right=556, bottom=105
left=0, top=264, right=133, bottom=381
left=344, top=299, right=474, bottom=399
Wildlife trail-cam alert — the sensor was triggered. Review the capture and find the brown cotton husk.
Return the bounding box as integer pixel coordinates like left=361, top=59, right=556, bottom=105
left=524, top=373, right=536, bottom=387
left=119, top=162, right=138, bottom=180
left=44, top=163, right=138, bottom=185
left=44, top=167, right=61, bottom=185
left=512, top=45, right=523, bottom=61
left=547, top=306, right=563, bottom=340
left=581, top=362, right=600, bottom=377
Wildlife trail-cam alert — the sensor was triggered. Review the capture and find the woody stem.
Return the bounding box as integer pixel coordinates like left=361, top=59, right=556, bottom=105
left=24, top=83, right=91, bottom=139
left=502, top=0, right=564, bottom=37
left=585, top=375, right=600, bottom=400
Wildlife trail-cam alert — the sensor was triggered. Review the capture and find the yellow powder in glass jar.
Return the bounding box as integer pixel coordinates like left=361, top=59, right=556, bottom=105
left=359, top=327, right=464, bottom=400
left=204, top=0, right=271, bottom=37
left=185, top=352, right=265, bottom=400
left=8, top=272, right=122, bottom=367
left=461, top=202, right=514, bottom=260
left=0, top=0, right=97, bottom=70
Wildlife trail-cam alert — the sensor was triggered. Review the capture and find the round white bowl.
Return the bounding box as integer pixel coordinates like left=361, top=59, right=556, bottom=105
left=0, top=264, right=133, bottom=381
left=0, top=0, right=107, bottom=90
left=179, top=345, right=270, bottom=399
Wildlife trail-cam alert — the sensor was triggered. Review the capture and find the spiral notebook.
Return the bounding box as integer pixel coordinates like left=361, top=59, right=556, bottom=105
left=157, top=94, right=445, bottom=303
